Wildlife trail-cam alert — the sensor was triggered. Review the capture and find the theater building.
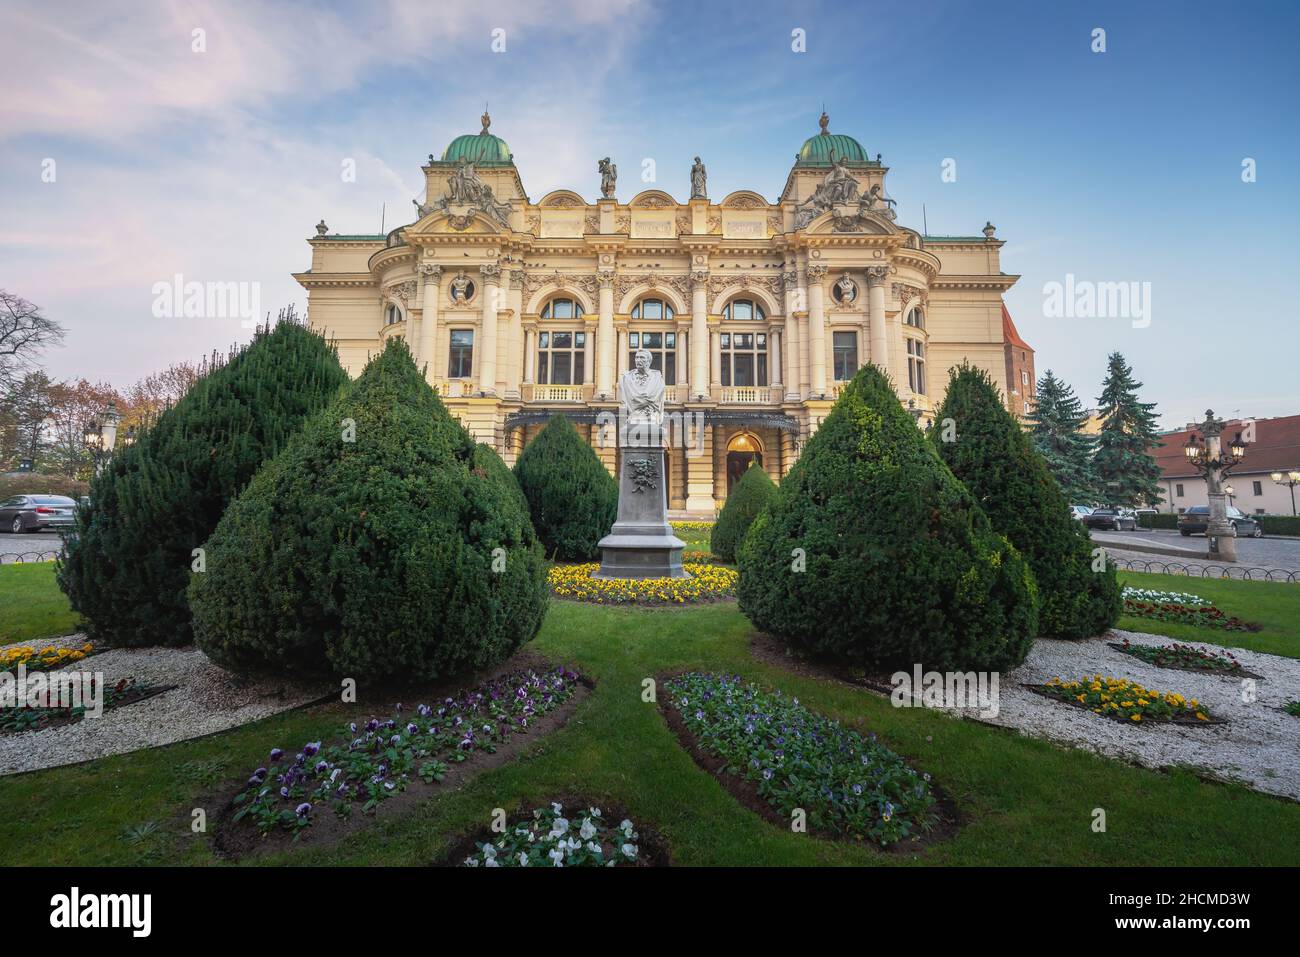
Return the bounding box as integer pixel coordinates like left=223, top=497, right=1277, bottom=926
left=296, top=112, right=1031, bottom=516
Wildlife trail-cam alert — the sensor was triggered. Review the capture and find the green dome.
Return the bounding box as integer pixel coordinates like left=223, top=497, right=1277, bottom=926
left=440, top=132, right=513, bottom=166
left=797, top=131, right=869, bottom=167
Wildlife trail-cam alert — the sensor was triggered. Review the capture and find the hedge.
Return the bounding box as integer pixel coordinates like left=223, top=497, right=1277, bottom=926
left=57, top=316, right=348, bottom=646
left=933, top=364, right=1120, bottom=641
left=189, top=338, right=548, bottom=682
left=512, top=415, right=618, bottom=561
left=737, top=363, right=1039, bottom=673
left=711, top=462, right=775, bottom=562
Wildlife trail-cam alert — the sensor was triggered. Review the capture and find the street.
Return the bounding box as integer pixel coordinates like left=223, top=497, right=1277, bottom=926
left=0, top=530, right=64, bottom=562
left=1091, top=527, right=1300, bottom=574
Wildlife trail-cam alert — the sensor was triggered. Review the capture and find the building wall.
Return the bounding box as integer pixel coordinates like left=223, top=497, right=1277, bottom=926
left=1161, top=473, right=1299, bottom=516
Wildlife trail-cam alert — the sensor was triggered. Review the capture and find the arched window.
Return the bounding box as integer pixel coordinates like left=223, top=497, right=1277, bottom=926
left=385, top=303, right=403, bottom=325
left=905, top=307, right=925, bottom=329
left=631, top=297, right=674, bottom=320
left=722, top=298, right=766, bottom=322
left=541, top=297, right=584, bottom=320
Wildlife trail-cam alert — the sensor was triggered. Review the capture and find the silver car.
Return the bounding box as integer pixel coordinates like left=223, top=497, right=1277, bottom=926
left=0, top=494, right=78, bottom=533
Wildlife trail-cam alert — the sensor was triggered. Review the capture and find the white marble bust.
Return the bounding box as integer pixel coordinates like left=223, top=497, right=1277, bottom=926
left=620, top=348, right=665, bottom=429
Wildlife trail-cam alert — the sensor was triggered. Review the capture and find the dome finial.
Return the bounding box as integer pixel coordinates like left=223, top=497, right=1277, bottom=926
left=480, top=104, right=491, bottom=136
left=818, top=108, right=829, bottom=136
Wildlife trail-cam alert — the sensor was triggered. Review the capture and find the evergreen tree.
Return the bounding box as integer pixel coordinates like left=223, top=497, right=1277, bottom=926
left=710, top=461, right=775, bottom=562
left=1094, top=352, right=1164, bottom=507
left=737, top=364, right=1039, bottom=673
left=934, top=364, right=1120, bottom=640
left=1028, top=370, right=1099, bottom=504
left=57, top=311, right=349, bottom=646
left=512, top=415, right=618, bottom=561
left=190, top=339, right=548, bottom=681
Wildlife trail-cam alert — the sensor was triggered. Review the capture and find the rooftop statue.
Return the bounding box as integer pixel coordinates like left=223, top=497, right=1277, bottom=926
left=598, top=157, right=618, bottom=199
left=690, top=156, right=707, bottom=200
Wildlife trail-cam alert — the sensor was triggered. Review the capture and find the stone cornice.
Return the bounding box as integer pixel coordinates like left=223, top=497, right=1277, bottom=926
left=292, top=272, right=376, bottom=289
left=929, top=273, right=1020, bottom=291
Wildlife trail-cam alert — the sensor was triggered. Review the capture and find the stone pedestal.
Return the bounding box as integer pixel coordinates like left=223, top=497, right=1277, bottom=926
left=596, top=443, right=689, bottom=579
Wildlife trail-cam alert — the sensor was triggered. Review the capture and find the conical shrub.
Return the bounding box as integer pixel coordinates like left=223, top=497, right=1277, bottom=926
left=512, top=415, right=617, bottom=561
left=737, top=364, right=1039, bottom=673
left=57, top=315, right=348, bottom=646
left=711, top=461, right=775, bottom=562
left=932, top=363, right=1120, bottom=640
left=188, top=339, right=548, bottom=681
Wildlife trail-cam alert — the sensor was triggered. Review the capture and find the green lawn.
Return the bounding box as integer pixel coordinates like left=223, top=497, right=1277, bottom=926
left=670, top=521, right=714, bottom=549
left=1117, top=570, right=1300, bottom=658
left=0, top=562, right=80, bottom=645
left=3, top=594, right=1299, bottom=867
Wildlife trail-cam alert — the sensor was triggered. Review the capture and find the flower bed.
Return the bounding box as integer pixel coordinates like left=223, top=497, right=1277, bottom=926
left=460, top=802, right=650, bottom=867
left=670, top=521, right=715, bottom=532
left=0, top=677, right=168, bottom=734
left=1120, top=589, right=1256, bottom=631
left=548, top=563, right=736, bottom=604
left=1, top=642, right=95, bottom=676
left=1110, top=638, right=1258, bottom=677
left=1033, top=675, right=1216, bottom=725
left=230, top=666, right=581, bottom=835
left=664, top=672, right=937, bottom=846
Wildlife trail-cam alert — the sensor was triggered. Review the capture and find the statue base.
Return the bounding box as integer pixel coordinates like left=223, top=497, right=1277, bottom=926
left=595, top=443, right=690, bottom=580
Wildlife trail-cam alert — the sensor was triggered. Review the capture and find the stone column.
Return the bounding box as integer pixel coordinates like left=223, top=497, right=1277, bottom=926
left=690, top=270, right=709, bottom=400
left=478, top=264, right=501, bottom=394
left=867, top=265, right=889, bottom=375
left=505, top=268, right=524, bottom=398
left=710, top=325, right=722, bottom=389
left=418, top=263, right=442, bottom=383
left=523, top=326, right=536, bottom=385
left=583, top=319, right=594, bottom=385
left=713, top=424, right=727, bottom=506
left=807, top=264, right=828, bottom=397
left=617, top=327, right=629, bottom=376
left=770, top=328, right=782, bottom=389
left=596, top=270, right=616, bottom=398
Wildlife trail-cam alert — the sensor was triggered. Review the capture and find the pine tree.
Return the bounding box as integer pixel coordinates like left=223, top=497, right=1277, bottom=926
left=1094, top=352, right=1164, bottom=507
left=1028, top=370, right=1099, bottom=504
left=711, top=461, right=775, bottom=562
left=934, top=364, right=1120, bottom=640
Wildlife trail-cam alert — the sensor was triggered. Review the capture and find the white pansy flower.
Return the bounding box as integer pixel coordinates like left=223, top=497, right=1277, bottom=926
left=621, top=843, right=638, bottom=859
left=548, top=848, right=564, bottom=866
left=580, top=819, right=598, bottom=840
left=464, top=857, right=479, bottom=867
left=517, top=852, right=530, bottom=866
left=551, top=802, right=563, bottom=815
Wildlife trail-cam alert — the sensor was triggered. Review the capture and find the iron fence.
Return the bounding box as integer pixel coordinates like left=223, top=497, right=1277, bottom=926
left=1111, top=555, right=1299, bottom=583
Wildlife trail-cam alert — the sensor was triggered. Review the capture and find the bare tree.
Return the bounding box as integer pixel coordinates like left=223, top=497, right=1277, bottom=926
left=0, top=290, right=65, bottom=394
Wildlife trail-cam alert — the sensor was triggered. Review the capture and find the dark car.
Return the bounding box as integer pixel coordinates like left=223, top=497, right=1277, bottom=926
left=1177, top=505, right=1262, bottom=538
left=0, top=494, right=78, bottom=533
left=1082, top=507, right=1138, bottom=531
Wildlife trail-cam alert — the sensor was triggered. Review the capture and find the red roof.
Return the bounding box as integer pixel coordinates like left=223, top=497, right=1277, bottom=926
left=1002, top=302, right=1033, bottom=351
left=1155, top=413, right=1300, bottom=479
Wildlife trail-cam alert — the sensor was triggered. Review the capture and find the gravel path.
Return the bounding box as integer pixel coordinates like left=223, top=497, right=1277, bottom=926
left=1, top=634, right=331, bottom=775
left=920, top=629, right=1300, bottom=801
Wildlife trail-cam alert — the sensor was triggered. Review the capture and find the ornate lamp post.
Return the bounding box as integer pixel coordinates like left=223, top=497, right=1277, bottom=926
left=1271, top=470, right=1300, bottom=516
left=1183, top=409, right=1247, bottom=561
left=83, top=401, right=122, bottom=475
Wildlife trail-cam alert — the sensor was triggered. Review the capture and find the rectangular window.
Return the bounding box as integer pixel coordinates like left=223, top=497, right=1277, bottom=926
left=448, top=329, right=474, bottom=378
left=907, top=339, right=926, bottom=395
left=832, top=331, right=858, bottom=381
left=539, top=330, right=585, bottom=385
left=719, top=331, right=767, bottom=389
left=1253, top=481, right=1263, bottom=496
left=1176, top=483, right=1184, bottom=497
left=1256, top=508, right=1265, bottom=515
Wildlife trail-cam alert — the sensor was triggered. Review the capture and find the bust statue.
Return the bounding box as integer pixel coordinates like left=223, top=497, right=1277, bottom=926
left=619, top=348, right=665, bottom=433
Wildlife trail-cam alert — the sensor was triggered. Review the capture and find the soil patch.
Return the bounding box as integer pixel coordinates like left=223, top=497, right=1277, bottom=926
left=1106, top=642, right=1263, bottom=680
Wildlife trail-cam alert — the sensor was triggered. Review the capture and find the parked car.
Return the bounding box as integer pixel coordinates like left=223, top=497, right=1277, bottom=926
left=1081, top=507, right=1138, bottom=531
left=0, top=494, right=78, bottom=533
left=1068, top=505, right=1093, bottom=521
left=1177, top=505, right=1262, bottom=538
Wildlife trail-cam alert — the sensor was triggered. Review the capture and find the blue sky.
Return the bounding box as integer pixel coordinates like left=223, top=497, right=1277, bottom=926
left=2, top=0, right=1297, bottom=428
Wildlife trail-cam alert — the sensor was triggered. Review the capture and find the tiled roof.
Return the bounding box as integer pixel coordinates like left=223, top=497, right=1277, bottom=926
left=1155, top=413, right=1300, bottom=478
left=1002, top=302, right=1033, bottom=352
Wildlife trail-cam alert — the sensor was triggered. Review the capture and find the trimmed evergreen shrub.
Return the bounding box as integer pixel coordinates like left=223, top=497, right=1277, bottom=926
left=711, top=462, right=775, bottom=562
left=512, top=415, right=617, bottom=561
left=57, top=315, right=348, bottom=647
left=189, top=339, right=548, bottom=681
left=737, top=364, right=1039, bottom=673
left=932, top=364, right=1121, bottom=641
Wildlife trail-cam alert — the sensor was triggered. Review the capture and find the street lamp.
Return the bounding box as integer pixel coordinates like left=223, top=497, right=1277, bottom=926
left=83, top=401, right=122, bottom=474
left=1271, top=470, right=1300, bottom=516
left=1183, top=409, right=1248, bottom=561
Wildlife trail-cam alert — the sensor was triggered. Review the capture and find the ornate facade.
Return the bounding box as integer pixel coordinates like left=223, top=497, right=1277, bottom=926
left=296, top=112, right=1030, bottom=516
